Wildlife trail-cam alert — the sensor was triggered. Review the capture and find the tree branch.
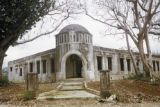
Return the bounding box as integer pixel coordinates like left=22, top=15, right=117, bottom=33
left=13, top=14, right=69, bottom=45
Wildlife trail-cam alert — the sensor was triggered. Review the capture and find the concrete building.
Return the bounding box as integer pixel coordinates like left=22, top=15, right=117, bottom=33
left=8, top=24, right=160, bottom=83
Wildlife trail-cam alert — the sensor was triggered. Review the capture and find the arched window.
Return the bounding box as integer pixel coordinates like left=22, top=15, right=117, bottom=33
left=64, top=34, right=66, bottom=42
left=58, top=36, right=60, bottom=44
left=62, top=34, right=64, bottom=43
left=78, top=33, right=80, bottom=42
left=60, top=35, right=62, bottom=43
left=73, top=34, right=76, bottom=42
left=76, top=34, right=78, bottom=42
left=81, top=34, right=83, bottom=42
left=88, top=35, right=90, bottom=43
left=85, top=34, right=87, bottom=43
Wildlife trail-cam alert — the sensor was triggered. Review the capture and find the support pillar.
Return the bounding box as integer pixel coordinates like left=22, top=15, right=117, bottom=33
left=102, top=56, right=105, bottom=70
left=26, top=73, right=38, bottom=97
left=40, top=60, right=43, bottom=81
left=100, top=70, right=111, bottom=99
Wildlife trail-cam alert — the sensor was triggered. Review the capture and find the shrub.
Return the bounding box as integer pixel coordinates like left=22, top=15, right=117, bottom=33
left=23, top=91, right=35, bottom=101
left=0, top=76, right=9, bottom=87
left=150, top=80, right=160, bottom=86
left=128, top=74, right=150, bottom=81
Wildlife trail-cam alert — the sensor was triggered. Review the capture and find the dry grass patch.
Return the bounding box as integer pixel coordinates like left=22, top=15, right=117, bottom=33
left=0, top=82, right=58, bottom=103
left=87, top=80, right=160, bottom=102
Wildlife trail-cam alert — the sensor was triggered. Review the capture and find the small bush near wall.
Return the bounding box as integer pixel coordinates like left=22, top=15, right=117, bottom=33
left=128, top=74, right=150, bottom=82
left=0, top=76, right=9, bottom=87
left=150, top=80, right=160, bottom=86
left=23, top=91, right=35, bottom=101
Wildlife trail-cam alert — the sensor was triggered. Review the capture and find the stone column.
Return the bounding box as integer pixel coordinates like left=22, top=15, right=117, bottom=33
left=106, top=57, right=108, bottom=70
left=102, top=56, right=106, bottom=70
left=113, top=54, right=118, bottom=74
left=23, top=63, right=28, bottom=82
left=26, top=73, right=38, bottom=97
left=87, top=44, right=95, bottom=81
left=34, top=60, right=36, bottom=73
left=100, top=70, right=111, bottom=99
left=40, top=59, right=43, bottom=82
left=27, top=61, right=30, bottom=73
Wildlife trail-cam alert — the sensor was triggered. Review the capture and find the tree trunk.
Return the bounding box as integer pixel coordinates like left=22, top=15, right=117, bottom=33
left=138, top=40, right=151, bottom=76
left=145, top=34, right=152, bottom=67
left=145, top=35, right=160, bottom=80
left=125, top=33, right=138, bottom=75
left=0, top=49, right=5, bottom=80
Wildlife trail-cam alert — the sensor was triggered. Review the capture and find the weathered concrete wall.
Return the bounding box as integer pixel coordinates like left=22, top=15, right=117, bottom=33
left=8, top=61, right=26, bottom=83
left=92, top=46, right=160, bottom=81
left=8, top=50, right=56, bottom=83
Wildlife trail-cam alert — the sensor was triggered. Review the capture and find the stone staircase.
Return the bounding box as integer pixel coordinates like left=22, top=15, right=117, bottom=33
left=37, top=78, right=98, bottom=100
left=60, top=78, right=84, bottom=91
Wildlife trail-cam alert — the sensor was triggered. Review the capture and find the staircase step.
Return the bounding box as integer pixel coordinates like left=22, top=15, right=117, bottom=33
left=61, top=85, right=84, bottom=91
left=59, top=78, right=85, bottom=91
left=65, top=78, right=84, bottom=82
left=63, top=82, right=83, bottom=86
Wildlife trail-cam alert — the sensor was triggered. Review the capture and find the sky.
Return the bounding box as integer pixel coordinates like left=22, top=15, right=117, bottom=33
left=3, top=14, right=160, bottom=68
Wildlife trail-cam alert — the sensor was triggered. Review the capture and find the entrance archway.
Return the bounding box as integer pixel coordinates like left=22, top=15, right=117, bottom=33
left=60, top=50, right=87, bottom=80
left=66, top=54, right=82, bottom=78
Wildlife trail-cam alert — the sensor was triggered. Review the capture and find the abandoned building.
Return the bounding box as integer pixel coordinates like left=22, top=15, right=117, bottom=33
left=8, top=24, right=160, bottom=83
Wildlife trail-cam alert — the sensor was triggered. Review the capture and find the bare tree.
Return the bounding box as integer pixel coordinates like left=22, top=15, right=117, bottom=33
left=85, top=0, right=160, bottom=79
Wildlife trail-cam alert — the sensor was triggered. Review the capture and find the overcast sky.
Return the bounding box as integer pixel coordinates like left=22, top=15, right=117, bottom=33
left=3, top=14, right=160, bottom=68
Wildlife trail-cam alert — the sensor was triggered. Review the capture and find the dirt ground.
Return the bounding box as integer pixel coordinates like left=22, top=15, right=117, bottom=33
left=1, top=99, right=160, bottom=107
left=0, top=82, right=58, bottom=104
left=0, top=80, right=160, bottom=106
left=87, top=80, right=160, bottom=103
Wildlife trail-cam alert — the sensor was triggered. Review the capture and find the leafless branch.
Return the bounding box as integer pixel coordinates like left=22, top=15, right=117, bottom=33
left=85, top=10, right=119, bottom=29
left=14, top=13, right=70, bottom=45
left=13, top=0, right=83, bottom=45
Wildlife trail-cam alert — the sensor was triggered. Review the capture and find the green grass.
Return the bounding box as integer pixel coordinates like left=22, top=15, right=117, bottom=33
left=150, top=80, right=160, bottom=86
left=128, top=74, right=160, bottom=85
left=128, top=74, right=150, bottom=82
left=23, top=91, right=35, bottom=101
left=0, top=76, right=9, bottom=87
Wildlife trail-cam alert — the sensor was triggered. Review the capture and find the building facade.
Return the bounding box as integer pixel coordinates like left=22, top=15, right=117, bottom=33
left=8, top=24, right=160, bottom=83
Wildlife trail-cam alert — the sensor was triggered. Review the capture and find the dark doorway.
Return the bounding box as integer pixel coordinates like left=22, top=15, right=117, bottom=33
left=66, top=54, right=82, bottom=78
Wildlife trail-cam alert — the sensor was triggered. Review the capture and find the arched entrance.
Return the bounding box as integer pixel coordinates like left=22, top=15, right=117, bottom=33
left=60, top=50, right=87, bottom=80
left=66, top=54, right=82, bottom=78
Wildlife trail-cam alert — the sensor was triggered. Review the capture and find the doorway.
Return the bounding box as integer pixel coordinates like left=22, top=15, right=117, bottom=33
left=66, top=54, right=82, bottom=78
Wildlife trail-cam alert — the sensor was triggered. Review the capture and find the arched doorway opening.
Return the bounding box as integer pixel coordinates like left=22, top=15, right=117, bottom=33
left=66, top=54, right=82, bottom=78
